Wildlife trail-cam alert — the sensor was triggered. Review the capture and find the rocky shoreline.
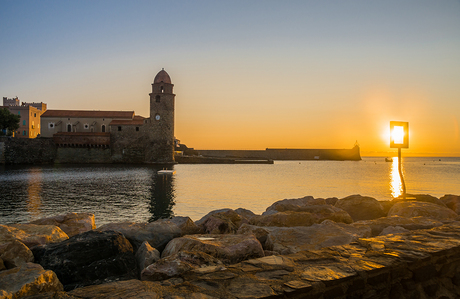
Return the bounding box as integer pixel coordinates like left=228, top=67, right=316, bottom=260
left=1, top=194, right=460, bottom=298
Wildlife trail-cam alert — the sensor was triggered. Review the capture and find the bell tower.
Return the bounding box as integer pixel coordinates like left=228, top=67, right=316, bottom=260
left=145, top=68, right=175, bottom=163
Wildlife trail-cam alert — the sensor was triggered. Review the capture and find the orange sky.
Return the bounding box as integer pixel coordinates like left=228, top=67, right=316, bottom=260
left=1, top=1, right=459, bottom=156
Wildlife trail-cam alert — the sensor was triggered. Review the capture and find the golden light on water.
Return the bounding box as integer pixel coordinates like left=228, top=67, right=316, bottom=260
left=390, top=157, right=403, bottom=198
left=26, top=168, right=42, bottom=218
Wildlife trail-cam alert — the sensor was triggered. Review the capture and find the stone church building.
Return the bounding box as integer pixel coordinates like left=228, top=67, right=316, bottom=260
left=40, top=69, right=176, bottom=164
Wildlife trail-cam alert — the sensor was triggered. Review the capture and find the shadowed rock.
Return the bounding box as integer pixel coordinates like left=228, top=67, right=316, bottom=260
left=67, top=279, right=160, bottom=298
left=196, top=209, right=247, bottom=234
left=441, top=194, right=460, bottom=214
left=31, top=230, right=136, bottom=291
left=0, top=239, right=34, bottom=269
left=388, top=201, right=458, bottom=221
left=162, top=234, right=264, bottom=265
left=237, top=224, right=270, bottom=247
left=0, top=263, right=63, bottom=298
left=29, top=212, right=96, bottom=237
left=135, top=241, right=160, bottom=276
left=98, top=220, right=181, bottom=251
left=334, top=194, right=385, bottom=221
left=262, top=196, right=327, bottom=215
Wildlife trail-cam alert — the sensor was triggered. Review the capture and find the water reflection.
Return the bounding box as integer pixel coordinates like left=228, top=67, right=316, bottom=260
left=148, top=171, right=175, bottom=222
left=26, top=168, right=43, bottom=218
left=390, top=157, right=403, bottom=198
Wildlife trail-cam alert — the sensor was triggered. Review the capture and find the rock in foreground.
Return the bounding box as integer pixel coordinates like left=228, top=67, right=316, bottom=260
left=31, top=230, right=136, bottom=291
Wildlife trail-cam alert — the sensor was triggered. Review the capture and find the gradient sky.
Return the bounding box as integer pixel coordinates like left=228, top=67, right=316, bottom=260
left=1, top=1, right=459, bottom=156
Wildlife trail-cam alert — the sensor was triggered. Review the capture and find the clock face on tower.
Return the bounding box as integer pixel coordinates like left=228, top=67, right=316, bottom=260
left=155, top=114, right=160, bottom=121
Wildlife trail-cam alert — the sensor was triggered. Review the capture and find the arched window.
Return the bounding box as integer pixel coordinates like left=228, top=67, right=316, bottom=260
left=67, top=124, right=72, bottom=132
left=102, top=125, right=106, bottom=132
left=155, top=95, right=161, bottom=103
left=161, top=86, right=164, bottom=93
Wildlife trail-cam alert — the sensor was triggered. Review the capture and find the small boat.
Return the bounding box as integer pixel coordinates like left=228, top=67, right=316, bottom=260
left=385, top=157, right=393, bottom=162
left=157, top=170, right=176, bottom=175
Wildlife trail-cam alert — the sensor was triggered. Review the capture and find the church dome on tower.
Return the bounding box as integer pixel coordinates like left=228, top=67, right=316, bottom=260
left=154, top=69, right=171, bottom=84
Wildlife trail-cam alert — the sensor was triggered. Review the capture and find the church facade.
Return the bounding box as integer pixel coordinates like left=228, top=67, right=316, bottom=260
left=40, top=69, right=176, bottom=164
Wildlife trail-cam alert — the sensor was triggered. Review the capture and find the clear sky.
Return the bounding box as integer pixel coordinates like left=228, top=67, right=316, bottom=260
left=1, top=1, right=459, bottom=156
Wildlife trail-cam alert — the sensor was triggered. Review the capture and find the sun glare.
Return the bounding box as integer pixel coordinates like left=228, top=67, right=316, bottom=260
left=392, top=126, right=405, bottom=145
left=390, top=157, right=402, bottom=198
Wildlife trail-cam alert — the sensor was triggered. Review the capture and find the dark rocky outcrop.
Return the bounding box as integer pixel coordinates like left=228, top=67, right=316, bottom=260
left=97, top=220, right=182, bottom=251
left=441, top=194, right=460, bottom=214
left=31, top=230, right=136, bottom=291
left=196, top=209, right=247, bottom=234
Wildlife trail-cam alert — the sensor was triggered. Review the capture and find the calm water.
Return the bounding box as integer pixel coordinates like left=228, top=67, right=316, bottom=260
left=0, top=157, right=459, bottom=226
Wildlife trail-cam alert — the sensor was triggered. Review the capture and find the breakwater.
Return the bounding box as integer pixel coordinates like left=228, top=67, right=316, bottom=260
left=1, top=193, right=460, bottom=298
left=197, top=145, right=362, bottom=161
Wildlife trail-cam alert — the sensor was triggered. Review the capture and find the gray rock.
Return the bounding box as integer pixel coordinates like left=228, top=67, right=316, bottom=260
left=135, top=241, right=160, bottom=275
left=388, top=201, right=458, bottom=221
left=196, top=209, right=246, bottom=234
left=0, top=239, right=34, bottom=269
left=264, top=220, right=371, bottom=254
left=262, top=196, right=326, bottom=215
left=251, top=205, right=353, bottom=227
left=98, top=220, right=181, bottom=251
left=351, top=215, right=443, bottom=236
left=162, top=234, right=265, bottom=265
left=141, top=251, right=223, bottom=281
left=334, top=194, right=385, bottom=221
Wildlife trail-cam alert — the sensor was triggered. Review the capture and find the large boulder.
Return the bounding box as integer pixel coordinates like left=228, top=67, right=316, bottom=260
left=98, top=220, right=181, bottom=251
left=0, top=263, right=63, bottom=298
left=441, top=194, right=460, bottom=214
left=250, top=205, right=352, bottom=227
left=0, top=224, right=68, bottom=248
left=162, top=234, right=265, bottom=265
left=167, top=216, right=202, bottom=235
left=264, top=220, right=371, bottom=255
left=262, top=196, right=326, bottom=215
left=351, top=215, right=444, bottom=236
left=196, top=209, right=247, bottom=234
left=237, top=224, right=270, bottom=247
left=31, top=230, right=136, bottom=291
left=29, top=212, right=96, bottom=237
left=0, top=239, right=34, bottom=269
left=387, top=201, right=458, bottom=221
left=141, top=250, right=223, bottom=281
left=334, top=195, right=385, bottom=221
left=135, top=241, right=160, bottom=275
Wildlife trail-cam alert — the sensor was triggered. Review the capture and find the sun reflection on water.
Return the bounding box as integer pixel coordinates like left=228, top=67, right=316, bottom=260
left=390, top=157, right=403, bottom=198
left=26, top=168, right=43, bottom=219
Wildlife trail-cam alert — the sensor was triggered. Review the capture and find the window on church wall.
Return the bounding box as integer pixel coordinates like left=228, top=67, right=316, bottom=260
left=49, top=123, right=54, bottom=129
left=156, top=95, right=160, bottom=103
left=118, top=126, right=122, bottom=131
left=102, top=125, right=106, bottom=132
left=136, top=127, right=139, bottom=132
left=161, top=86, right=164, bottom=93
left=67, top=124, right=71, bottom=132
left=84, top=124, right=89, bottom=130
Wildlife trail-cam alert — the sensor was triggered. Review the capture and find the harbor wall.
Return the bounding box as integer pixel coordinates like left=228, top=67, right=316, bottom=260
left=197, top=145, right=361, bottom=161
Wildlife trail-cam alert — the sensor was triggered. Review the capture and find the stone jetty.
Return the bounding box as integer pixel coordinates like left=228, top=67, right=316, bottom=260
left=1, top=194, right=460, bottom=298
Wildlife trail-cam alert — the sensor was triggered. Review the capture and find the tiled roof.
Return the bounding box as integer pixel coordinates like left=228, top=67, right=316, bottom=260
left=42, top=110, right=135, bottom=119
left=110, top=116, right=145, bottom=126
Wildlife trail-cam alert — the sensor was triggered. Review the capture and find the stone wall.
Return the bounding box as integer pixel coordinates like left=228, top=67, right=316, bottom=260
left=0, top=136, right=56, bottom=164
left=55, top=147, right=112, bottom=164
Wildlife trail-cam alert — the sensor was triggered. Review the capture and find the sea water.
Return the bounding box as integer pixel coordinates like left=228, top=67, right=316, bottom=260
left=0, top=157, right=458, bottom=226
